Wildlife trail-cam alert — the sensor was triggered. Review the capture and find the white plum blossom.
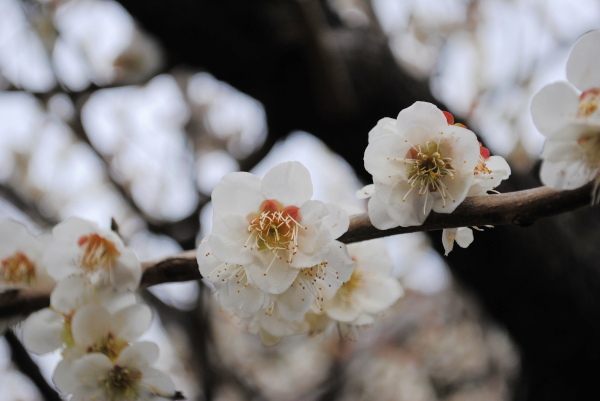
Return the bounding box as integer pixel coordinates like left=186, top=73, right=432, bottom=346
left=0, top=221, right=54, bottom=291
left=323, top=240, right=403, bottom=325
left=44, top=217, right=141, bottom=291
left=206, top=161, right=349, bottom=295
left=442, top=144, right=511, bottom=255
left=363, top=102, right=480, bottom=228
left=531, top=30, right=600, bottom=197
left=56, top=341, right=176, bottom=401
left=200, top=237, right=355, bottom=345
left=441, top=227, right=475, bottom=256
left=247, top=241, right=355, bottom=345
left=22, top=276, right=138, bottom=354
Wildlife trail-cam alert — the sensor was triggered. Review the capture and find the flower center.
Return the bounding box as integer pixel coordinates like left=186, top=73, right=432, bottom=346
left=1, top=252, right=36, bottom=285
left=578, top=88, right=600, bottom=118
left=336, top=268, right=363, bottom=301
left=404, top=140, right=456, bottom=209
left=78, top=234, right=121, bottom=272
left=246, top=199, right=302, bottom=255
left=87, top=332, right=129, bottom=361
left=103, top=365, right=142, bottom=401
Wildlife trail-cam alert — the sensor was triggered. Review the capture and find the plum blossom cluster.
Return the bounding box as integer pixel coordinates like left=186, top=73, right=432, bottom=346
left=197, top=162, right=403, bottom=345
left=531, top=30, right=600, bottom=201
left=360, top=101, right=510, bottom=254
left=0, top=218, right=179, bottom=401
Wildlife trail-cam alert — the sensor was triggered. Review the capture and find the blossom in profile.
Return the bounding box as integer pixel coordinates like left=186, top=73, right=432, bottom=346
left=323, top=240, right=403, bottom=325
left=363, top=102, right=480, bottom=228
left=442, top=143, right=511, bottom=255
left=44, top=217, right=141, bottom=291
left=0, top=221, right=54, bottom=291
left=531, top=30, right=600, bottom=197
left=56, top=341, right=176, bottom=401
left=206, top=161, right=349, bottom=294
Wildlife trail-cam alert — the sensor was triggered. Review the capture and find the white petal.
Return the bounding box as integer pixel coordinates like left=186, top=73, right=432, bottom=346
left=530, top=82, right=579, bottom=136
left=70, top=353, right=112, bottom=393
left=112, top=248, right=142, bottom=291
left=276, top=282, right=314, bottom=321
left=368, top=117, right=397, bottom=143
left=432, top=171, right=474, bottom=214
left=347, top=240, right=393, bottom=275
left=197, top=238, right=227, bottom=281
left=455, top=227, right=474, bottom=248
left=325, top=296, right=361, bottom=322
left=359, top=276, right=403, bottom=314
left=540, top=159, right=595, bottom=190
left=217, top=269, right=265, bottom=315
left=367, top=192, right=398, bottom=230
left=52, top=359, right=74, bottom=392
left=387, top=180, right=432, bottom=227
left=396, top=101, right=448, bottom=136
left=112, top=304, right=153, bottom=342
left=364, top=134, right=412, bottom=186
left=244, top=257, right=299, bottom=294
left=71, top=304, right=110, bottom=347
left=141, top=367, right=176, bottom=397
left=211, top=171, right=263, bottom=219
left=356, top=184, right=375, bottom=199
left=21, top=308, right=64, bottom=354
left=442, top=228, right=457, bottom=256
left=567, top=30, right=600, bottom=90
left=322, top=203, right=349, bottom=240
left=118, top=341, right=160, bottom=367
left=260, top=161, right=313, bottom=206
left=209, top=215, right=253, bottom=265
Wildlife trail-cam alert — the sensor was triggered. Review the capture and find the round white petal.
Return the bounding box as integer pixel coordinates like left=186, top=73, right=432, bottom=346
left=368, top=117, right=397, bottom=143
left=567, top=30, right=600, bottom=90
left=244, top=257, right=299, bottom=294
left=364, top=134, right=412, bottom=186
left=140, top=367, right=176, bottom=398
left=531, top=82, right=579, bottom=136
left=455, top=227, right=475, bottom=248
left=260, top=161, right=313, bottom=206
left=112, top=304, right=153, bottom=342
left=21, top=308, right=64, bottom=354
left=211, top=171, right=263, bottom=219
left=367, top=192, right=398, bottom=230
left=395, top=101, right=448, bottom=137
left=117, top=341, right=160, bottom=367
left=540, top=158, right=595, bottom=190
left=71, top=304, right=111, bottom=347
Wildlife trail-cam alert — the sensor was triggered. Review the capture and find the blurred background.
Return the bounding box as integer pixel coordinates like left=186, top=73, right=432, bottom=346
left=1, top=0, right=600, bottom=400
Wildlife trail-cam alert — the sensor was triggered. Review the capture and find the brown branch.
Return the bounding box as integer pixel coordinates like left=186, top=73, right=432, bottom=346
left=0, top=184, right=593, bottom=319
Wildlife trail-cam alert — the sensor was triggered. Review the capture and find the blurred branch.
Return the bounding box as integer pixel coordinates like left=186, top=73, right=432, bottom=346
left=4, top=330, right=62, bottom=401
left=0, top=183, right=593, bottom=319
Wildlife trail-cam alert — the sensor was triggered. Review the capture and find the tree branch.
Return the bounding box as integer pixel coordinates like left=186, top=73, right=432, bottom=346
left=0, top=184, right=593, bottom=319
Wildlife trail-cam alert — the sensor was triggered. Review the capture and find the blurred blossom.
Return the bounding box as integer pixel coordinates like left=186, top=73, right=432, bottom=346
left=83, top=75, right=197, bottom=220
left=195, top=150, right=239, bottom=195
left=188, top=72, right=267, bottom=158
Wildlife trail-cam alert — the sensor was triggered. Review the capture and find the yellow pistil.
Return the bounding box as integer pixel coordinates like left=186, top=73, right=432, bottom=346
left=246, top=199, right=304, bottom=263
left=1, top=252, right=36, bottom=285
left=103, top=365, right=142, bottom=401
left=87, top=333, right=129, bottom=361
left=78, top=234, right=121, bottom=272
